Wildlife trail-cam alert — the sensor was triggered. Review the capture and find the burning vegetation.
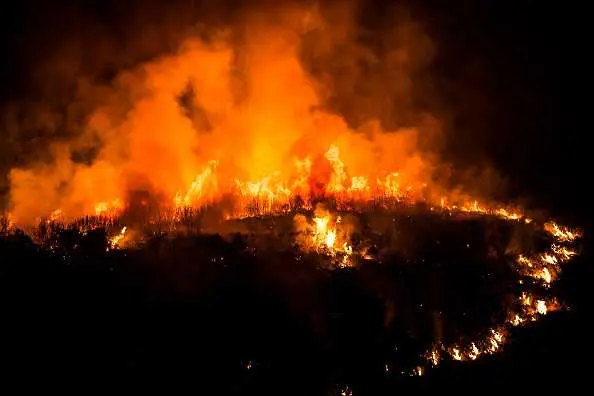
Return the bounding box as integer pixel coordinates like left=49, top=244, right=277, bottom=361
left=5, top=2, right=443, bottom=225
left=0, top=193, right=582, bottom=377
left=0, top=0, right=583, bottom=386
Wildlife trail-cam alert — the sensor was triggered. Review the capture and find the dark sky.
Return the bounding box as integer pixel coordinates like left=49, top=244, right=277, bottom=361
left=0, top=0, right=587, bottom=225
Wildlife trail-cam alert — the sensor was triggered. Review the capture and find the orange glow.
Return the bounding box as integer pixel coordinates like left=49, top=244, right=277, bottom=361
left=6, top=4, right=442, bottom=224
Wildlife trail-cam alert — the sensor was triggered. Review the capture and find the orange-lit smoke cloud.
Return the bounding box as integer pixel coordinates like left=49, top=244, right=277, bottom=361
left=6, top=1, right=443, bottom=223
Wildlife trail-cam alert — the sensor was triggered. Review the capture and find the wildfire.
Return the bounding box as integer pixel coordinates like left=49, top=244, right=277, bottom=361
left=10, top=137, right=537, bottom=227
left=544, top=222, right=581, bottom=242
left=0, top=3, right=583, bottom=380
left=175, top=160, right=219, bottom=208
left=108, top=226, right=127, bottom=251
left=95, top=199, right=124, bottom=217
left=294, top=208, right=354, bottom=268
left=417, top=216, right=580, bottom=368
left=2, top=168, right=582, bottom=376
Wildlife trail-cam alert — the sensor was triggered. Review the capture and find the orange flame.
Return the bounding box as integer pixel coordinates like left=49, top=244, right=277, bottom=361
left=6, top=4, right=445, bottom=225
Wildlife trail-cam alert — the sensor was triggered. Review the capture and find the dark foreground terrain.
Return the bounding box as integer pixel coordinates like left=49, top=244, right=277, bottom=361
left=0, top=211, right=589, bottom=394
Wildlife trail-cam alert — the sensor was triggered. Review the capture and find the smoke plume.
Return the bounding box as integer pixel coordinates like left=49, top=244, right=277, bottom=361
left=3, top=1, right=460, bottom=224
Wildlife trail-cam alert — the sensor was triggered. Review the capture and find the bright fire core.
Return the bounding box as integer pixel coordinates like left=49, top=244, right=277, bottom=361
left=7, top=5, right=443, bottom=224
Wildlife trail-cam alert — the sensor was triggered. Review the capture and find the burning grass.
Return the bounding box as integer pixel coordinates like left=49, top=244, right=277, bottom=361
left=0, top=197, right=582, bottom=378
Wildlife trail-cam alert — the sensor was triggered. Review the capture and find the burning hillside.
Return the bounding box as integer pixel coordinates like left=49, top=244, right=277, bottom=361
left=0, top=1, right=584, bottom=389
left=0, top=198, right=582, bottom=379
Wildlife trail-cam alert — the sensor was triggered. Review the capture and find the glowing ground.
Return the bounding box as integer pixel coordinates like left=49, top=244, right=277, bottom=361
left=0, top=203, right=582, bottom=391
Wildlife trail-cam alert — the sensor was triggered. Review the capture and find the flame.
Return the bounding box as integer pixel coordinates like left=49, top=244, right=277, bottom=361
left=544, top=222, right=581, bottom=242
left=5, top=4, right=445, bottom=225
left=108, top=226, right=127, bottom=251
left=95, top=199, right=124, bottom=217
left=416, top=216, right=581, bottom=368
left=2, top=165, right=582, bottom=375
left=295, top=208, right=354, bottom=267
left=4, top=4, right=554, bottom=235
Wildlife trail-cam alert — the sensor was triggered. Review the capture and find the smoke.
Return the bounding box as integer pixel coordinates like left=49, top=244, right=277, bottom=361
left=3, top=1, right=467, bottom=224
